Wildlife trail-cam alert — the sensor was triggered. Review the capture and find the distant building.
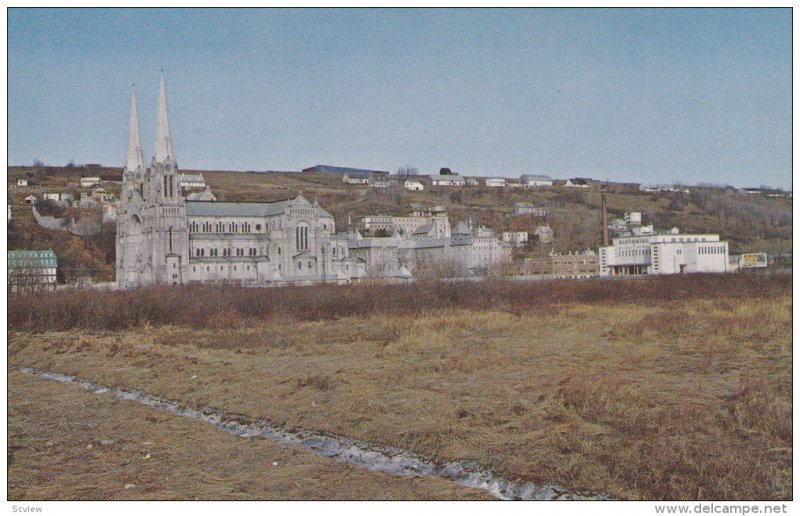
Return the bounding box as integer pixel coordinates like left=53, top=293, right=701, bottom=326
left=520, top=174, right=553, bottom=187
left=534, top=225, right=554, bottom=243
left=522, top=250, right=599, bottom=278
left=346, top=219, right=511, bottom=278
left=342, top=172, right=372, bottom=185
left=624, top=212, right=642, bottom=226
left=177, top=173, right=206, bottom=190
left=564, top=178, right=590, bottom=188
left=302, top=164, right=390, bottom=176
left=185, top=186, right=217, bottom=201
left=80, top=176, right=102, bottom=188
left=431, top=175, right=466, bottom=187
left=8, top=249, right=58, bottom=292
left=368, top=176, right=398, bottom=188
left=16, top=179, right=28, bottom=187
left=24, top=195, right=37, bottom=205
left=501, top=231, right=529, bottom=247
left=404, top=179, right=425, bottom=191
left=485, top=177, right=506, bottom=187
left=599, top=228, right=729, bottom=276
left=356, top=207, right=450, bottom=238
left=465, top=178, right=480, bottom=186
left=513, top=203, right=549, bottom=217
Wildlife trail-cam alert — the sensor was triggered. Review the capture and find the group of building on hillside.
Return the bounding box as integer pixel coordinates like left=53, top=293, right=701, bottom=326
left=7, top=79, right=772, bottom=291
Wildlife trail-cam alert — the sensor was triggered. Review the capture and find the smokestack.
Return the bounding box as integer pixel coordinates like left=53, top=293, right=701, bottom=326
left=601, top=187, right=609, bottom=246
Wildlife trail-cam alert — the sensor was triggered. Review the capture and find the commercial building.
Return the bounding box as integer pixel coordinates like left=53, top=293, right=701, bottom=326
left=599, top=227, right=729, bottom=276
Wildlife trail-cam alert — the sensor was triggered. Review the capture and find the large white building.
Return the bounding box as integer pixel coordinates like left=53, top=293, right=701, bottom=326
left=355, top=207, right=451, bottom=238
left=116, top=79, right=365, bottom=288
left=346, top=220, right=511, bottom=277
left=599, top=227, right=730, bottom=276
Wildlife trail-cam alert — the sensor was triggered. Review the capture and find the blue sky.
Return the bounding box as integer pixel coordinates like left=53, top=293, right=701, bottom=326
left=8, top=8, right=792, bottom=188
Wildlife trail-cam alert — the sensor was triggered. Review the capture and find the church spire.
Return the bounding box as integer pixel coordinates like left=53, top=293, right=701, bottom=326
left=154, top=76, right=175, bottom=163
left=125, top=88, right=145, bottom=171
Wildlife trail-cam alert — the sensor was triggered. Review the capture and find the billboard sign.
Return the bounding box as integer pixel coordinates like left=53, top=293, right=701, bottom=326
left=740, top=253, right=768, bottom=269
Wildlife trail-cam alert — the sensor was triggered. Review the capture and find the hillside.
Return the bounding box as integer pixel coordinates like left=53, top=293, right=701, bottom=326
left=7, top=165, right=792, bottom=284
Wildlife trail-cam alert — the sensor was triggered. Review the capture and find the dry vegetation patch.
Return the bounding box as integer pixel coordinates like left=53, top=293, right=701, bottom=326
left=7, top=276, right=791, bottom=500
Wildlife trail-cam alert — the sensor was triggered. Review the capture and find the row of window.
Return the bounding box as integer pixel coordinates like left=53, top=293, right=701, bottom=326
left=190, top=221, right=263, bottom=233
left=617, top=247, right=650, bottom=258
left=699, top=245, right=725, bottom=255
left=194, top=247, right=259, bottom=257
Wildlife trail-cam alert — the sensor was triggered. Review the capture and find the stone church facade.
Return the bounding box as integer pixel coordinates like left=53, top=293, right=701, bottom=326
left=116, top=79, right=365, bottom=288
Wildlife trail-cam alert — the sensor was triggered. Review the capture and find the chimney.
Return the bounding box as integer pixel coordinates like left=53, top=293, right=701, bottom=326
left=601, top=187, right=609, bottom=246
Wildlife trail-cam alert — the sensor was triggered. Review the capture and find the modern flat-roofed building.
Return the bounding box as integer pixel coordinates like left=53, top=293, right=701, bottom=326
left=599, top=228, right=729, bottom=276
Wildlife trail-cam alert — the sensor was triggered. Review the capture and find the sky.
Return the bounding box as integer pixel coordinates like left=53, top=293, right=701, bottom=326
left=7, top=8, right=792, bottom=189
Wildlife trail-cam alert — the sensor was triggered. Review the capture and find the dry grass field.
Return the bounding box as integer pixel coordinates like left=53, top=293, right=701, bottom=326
left=7, top=274, right=791, bottom=500
left=8, top=370, right=490, bottom=500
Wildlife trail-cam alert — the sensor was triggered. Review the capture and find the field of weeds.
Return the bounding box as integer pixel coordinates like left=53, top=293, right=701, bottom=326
left=7, top=274, right=792, bottom=500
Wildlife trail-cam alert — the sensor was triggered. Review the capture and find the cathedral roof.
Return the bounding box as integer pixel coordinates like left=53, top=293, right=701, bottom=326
left=186, top=200, right=289, bottom=217
left=186, top=197, right=334, bottom=219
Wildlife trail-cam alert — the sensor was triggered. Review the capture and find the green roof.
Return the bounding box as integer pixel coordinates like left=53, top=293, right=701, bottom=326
left=8, top=249, right=58, bottom=268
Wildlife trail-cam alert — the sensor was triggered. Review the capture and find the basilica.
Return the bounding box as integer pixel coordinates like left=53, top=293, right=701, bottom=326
left=115, top=79, right=365, bottom=288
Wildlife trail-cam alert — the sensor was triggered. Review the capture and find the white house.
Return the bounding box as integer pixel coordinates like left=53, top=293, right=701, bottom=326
left=485, top=177, right=506, bottom=187
left=599, top=228, right=729, bottom=276
left=404, top=179, right=425, bottom=191
left=80, top=176, right=102, bottom=188
left=520, top=174, right=553, bottom=187
left=24, top=195, right=37, bottom=205
left=16, top=179, right=28, bottom=187
left=342, top=173, right=372, bottom=185
left=177, top=173, right=206, bottom=190
left=431, top=175, right=466, bottom=187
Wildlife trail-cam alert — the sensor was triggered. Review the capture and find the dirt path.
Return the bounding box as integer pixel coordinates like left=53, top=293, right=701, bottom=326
left=8, top=370, right=491, bottom=500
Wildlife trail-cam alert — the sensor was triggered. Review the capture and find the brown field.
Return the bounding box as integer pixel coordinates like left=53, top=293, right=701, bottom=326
left=8, top=370, right=490, bottom=500
left=7, top=274, right=792, bottom=500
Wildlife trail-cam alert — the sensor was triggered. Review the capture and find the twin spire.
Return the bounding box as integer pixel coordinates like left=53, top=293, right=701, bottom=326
left=125, top=77, right=175, bottom=172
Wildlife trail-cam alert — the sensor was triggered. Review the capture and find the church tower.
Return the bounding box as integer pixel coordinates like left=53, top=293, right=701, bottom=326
left=116, top=88, right=150, bottom=288
left=116, top=79, right=190, bottom=288
left=146, top=77, right=190, bottom=285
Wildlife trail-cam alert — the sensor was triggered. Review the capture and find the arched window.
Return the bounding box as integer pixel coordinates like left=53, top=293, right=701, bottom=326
left=296, top=223, right=309, bottom=250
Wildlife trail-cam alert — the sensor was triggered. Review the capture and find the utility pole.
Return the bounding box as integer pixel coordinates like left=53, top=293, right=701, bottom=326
left=601, top=187, right=609, bottom=246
